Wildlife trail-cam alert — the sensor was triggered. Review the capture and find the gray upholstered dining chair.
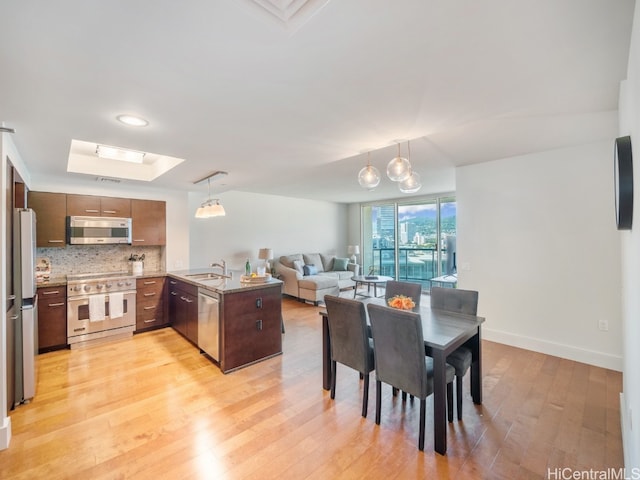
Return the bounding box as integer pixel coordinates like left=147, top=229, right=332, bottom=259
left=384, top=280, right=422, bottom=310
left=367, top=303, right=455, bottom=451
left=430, top=286, right=479, bottom=421
left=324, top=295, right=375, bottom=417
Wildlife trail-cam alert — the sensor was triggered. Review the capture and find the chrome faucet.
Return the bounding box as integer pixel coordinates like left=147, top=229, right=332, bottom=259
left=210, top=259, right=227, bottom=276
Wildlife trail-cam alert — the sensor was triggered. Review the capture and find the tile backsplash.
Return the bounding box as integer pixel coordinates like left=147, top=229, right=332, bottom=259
left=37, top=245, right=164, bottom=277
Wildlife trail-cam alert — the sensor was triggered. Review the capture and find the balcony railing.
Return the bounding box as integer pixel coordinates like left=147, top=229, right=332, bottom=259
left=363, top=247, right=452, bottom=290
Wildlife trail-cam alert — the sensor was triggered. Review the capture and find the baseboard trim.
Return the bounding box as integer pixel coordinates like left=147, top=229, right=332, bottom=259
left=0, top=415, right=11, bottom=450
left=620, top=393, right=631, bottom=469
left=483, top=327, right=622, bottom=371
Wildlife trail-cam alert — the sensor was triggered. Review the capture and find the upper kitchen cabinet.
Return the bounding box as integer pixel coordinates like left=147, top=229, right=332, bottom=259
left=131, top=199, right=166, bottom=246
left=67, top=194, right=131, bottom=217
left=27, top=191, right=66, bottom=247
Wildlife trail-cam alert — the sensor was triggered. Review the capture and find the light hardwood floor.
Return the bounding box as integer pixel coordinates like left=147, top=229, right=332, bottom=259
left=0, top=297, right=623, bottom=479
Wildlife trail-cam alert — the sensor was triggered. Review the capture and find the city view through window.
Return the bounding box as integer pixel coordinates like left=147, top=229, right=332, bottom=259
left=361, top=197, right=456, bottom=291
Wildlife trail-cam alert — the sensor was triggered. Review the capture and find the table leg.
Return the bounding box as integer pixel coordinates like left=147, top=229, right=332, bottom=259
left=322, top=313, right=331, bottom=390
left=431, top=348, right=447, bottom=455
left=353, top=282, right=359, bottom=298
left=470, top=328, right=482, bottom=404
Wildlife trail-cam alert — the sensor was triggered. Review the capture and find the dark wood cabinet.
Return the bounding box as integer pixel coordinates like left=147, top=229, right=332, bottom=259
left=168, top=279, right=197, bottom=344
left=27, top=191, right=67, bottom=247
left=37, top=285, right=67, bottom=352
left=67, top=194, right=131, bottom=217
left=135, top=276, right=167, bottom=332
left=131, top=199, right=166, bottom=246
left=219, top=284, right=282, bottom=373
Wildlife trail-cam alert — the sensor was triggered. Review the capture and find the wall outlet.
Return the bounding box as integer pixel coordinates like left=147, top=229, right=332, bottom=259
left=598, top=319, right=609, bottom=331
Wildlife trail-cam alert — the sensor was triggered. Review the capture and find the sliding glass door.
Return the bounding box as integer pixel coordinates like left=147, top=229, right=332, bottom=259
left=361, top=196, right=456, bottom=291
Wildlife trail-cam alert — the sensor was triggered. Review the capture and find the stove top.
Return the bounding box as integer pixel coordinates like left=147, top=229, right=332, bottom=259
left=67, top=271, right=136, bottom=296
left=67, top=271, right=132, bottom=282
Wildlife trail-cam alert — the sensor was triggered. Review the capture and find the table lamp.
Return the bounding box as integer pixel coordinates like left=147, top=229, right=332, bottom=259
left=258, top=248, right=274, bottom=273
left=347, top=245, right=360, bottom=263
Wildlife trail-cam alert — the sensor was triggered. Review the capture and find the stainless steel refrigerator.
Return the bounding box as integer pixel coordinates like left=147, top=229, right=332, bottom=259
left=13, top=208, right=38, bottom=405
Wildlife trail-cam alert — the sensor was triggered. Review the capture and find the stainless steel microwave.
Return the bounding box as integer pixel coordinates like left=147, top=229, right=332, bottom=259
left=66, top=216, right=132, bottom=245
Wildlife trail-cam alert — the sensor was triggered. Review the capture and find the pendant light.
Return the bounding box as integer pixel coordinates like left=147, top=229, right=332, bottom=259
left=358, top=152, right=381, bottom=189
left=194, top=171, right=227, bottom=218
left=387, top=142, right=411, bottom=182
left=398, top=141, right=422, bottom=193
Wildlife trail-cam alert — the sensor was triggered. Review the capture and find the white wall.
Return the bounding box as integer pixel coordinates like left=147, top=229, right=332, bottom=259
left=187, top=190, right=349, bottom=271
left=457, top=141, right=622, bottom=371
left=619, top=2, right=640, bottom=469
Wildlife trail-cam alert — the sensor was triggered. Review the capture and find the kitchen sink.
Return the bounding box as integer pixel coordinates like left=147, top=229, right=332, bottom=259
left=185, top=272, right=229, bottom=281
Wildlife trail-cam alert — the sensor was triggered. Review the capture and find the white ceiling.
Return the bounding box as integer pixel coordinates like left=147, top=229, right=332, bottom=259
left=0, top=0, right=634, bottom=203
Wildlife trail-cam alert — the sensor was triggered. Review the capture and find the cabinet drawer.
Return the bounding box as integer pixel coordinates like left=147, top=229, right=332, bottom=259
left=38, top=286, right=66, bottom=301
left=136, top=299, right=165, bottom=330
left=136, top=277, right=165, bottom=295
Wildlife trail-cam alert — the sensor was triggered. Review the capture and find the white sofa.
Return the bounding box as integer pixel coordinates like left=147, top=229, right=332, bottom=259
left=275, top=253, right=360, bottom=305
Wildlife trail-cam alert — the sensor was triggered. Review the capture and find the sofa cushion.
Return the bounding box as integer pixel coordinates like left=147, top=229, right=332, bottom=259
left=303, top=264, right=318, bottom=276
left=299, top=275, right=339, bottom=290
left=332, top=257, right=349, bottom=271
left=303, top=253, right=324, bottom=273
left=280, top=254, right=303, bottom=269
left=320, top=253, right=335, bottom=271
left=292, top=259, right=304, bottom=275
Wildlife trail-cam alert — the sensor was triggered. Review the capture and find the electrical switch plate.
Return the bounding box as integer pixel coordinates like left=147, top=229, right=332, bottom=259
left=598, top=319, right=609, bottom=331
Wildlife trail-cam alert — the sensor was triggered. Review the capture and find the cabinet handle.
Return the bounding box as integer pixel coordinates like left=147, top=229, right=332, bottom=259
left=48, top=302, right=65, bottom=307
left=143, top=281, right=156, bottom=285
left=8, top=295, right=16, bottom=300
left=144, top=319, right=157, bottom=323
left=256, top=297, right=262, bottom=308
left=133, top=239, right=145, bottom=243
left=144, top=292, right=156, bottom=297
left=10, top=314, right=18, bottom=320
left=102, top=210, right=116, bottom=214
left=84, top=209, right=100, bottom=213
left=48, top=240, right=64, bottom=243
left=42, top=290, right=60, bottom=295
left=143, top=306, right=156, bottom=310
left=169, top=280, right=177, bottom=285
left=74, top=327, right=86, bottom=332
left=170, top=291, right=177, bottom=296
left=256, top=319, right=263, bottom=331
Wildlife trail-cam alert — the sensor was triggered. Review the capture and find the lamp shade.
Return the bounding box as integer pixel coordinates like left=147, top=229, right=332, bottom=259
left=347, top=245, right=360, bottom=255
left=258, top=248, right=273, bottom=260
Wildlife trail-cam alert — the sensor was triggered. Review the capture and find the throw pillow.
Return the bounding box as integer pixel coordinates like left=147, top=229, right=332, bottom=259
left=332, top=257, right=349, bottom=271
left=292, top=259, right=304, bottom=275
left=303, top=264, right=318, bottom=276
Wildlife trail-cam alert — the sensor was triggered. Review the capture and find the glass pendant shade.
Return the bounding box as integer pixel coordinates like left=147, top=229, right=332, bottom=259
left=398, top=171, right=422, bottom=193
left=195, top=175, right=226, bottom=218
left=387, top=143, right=411, bottom=182
left=358, top=164, right=381, bottom=189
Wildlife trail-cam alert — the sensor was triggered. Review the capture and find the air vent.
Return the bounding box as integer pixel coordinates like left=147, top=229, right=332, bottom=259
left=95, top=177, right=122, bottom=184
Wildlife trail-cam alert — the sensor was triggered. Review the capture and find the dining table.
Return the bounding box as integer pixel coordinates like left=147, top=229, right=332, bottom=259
left=319, top=296, right=485, bottom=455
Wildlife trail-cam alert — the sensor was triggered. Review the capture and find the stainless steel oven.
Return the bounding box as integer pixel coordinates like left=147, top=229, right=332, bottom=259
left=67, top=272, right=136, bottom=348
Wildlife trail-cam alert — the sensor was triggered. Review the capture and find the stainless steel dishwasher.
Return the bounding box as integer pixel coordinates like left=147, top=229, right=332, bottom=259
left=198, top=289, right=219, bottom=361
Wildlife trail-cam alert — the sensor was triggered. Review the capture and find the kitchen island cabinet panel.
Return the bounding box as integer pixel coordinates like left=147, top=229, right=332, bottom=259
left=37, top=285, right=67, bottom=352
left=135, top=276, right=167, bottom=332
left=168, top=278, right=197, bottom=344
left=131, top=199, right=166, bottom=246
left=27, top=192, right=67, bottom=247
left=219, top=284, right=282, bottom=373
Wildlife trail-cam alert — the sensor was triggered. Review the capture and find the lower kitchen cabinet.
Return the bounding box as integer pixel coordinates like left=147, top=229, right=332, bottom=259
left=135, top=276, right=167, bottom=332
left=168, top=278, right=198, bottom=345
left=219, top=283, right=282, bottom=373
left=37, top=285, right=67, bottom=352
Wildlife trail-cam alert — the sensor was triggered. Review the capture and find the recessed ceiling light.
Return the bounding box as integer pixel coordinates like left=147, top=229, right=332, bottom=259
left=116, top=114, right=149, bottom=127
left=96, top=144, right=146, bottom=163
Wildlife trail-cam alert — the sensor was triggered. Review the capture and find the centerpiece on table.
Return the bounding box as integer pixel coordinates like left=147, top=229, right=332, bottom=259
left=387, top=294, right=416, bottom=311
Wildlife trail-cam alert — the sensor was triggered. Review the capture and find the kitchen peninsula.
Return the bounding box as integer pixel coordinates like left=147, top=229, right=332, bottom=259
left=167, top=270, right=283, bottom=373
